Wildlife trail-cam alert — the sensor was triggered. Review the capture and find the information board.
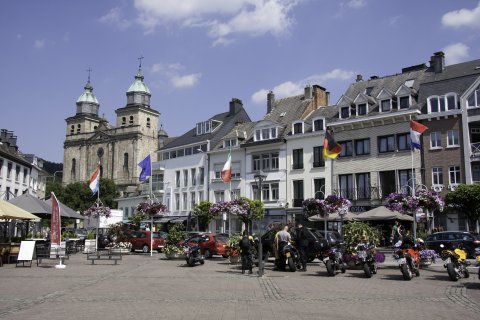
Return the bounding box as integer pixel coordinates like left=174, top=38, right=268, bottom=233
left=17, top=240, right=36, bottom=261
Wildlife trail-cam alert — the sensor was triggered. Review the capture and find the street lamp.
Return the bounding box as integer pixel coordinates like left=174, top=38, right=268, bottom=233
left=254, top=170, right=266, bottom=277
left=314, top=191, right=328, bottom=236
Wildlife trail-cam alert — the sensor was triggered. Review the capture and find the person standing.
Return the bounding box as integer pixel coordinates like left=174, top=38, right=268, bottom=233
left=296, top=222, right=309, bottom=272
left=274, top=225, right=291, bottom=271
left=392, top=221, right=401, bottom=245
left=239, top=231, right=253, bottom=274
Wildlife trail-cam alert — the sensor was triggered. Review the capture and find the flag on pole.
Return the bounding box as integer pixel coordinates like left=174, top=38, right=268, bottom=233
left=89, top=163, right=100, bottom=195
left=323, top=130, right=343, bottom=159
left=410, top=120, right=428, bottom=150
left=138, top=154, right=151, bottom=182
left=50, top=192, right=61, bottom=247
left=221, top=151, right=232, bottom=183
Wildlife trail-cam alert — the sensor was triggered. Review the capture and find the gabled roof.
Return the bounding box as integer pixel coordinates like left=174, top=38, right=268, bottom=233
left=211, top=122, right=255, bottom=152
left=160, top=104, right=251, bottom=151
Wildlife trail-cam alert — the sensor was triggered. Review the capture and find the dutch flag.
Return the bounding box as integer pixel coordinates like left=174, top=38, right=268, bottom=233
left=410, top=120, right=428, bottom=150
left=89, top=164, right=100, bottom=195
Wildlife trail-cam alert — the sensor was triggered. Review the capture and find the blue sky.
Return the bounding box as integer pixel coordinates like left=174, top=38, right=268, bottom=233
left=1, top=0, right=479, bottom=163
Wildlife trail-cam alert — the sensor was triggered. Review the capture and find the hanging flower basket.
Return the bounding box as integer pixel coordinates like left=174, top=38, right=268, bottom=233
left=385, top=191, right=444, bottom=215
left=137, top=201, right=168, bottom=216
left=302, top=195, right=351, bottom=218
left=302, top=198, right=324, bottom=217
left=84, top=203, right=112, bottom=218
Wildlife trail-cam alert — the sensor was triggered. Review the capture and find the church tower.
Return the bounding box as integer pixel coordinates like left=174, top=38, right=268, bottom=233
left=63, top=61, right=160, bottom=191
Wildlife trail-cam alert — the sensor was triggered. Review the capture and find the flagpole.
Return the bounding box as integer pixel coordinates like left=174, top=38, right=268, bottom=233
left=96, top=161, right=100, bottom=252
left=149, top=153, right=153, bottom=257
left=409, top=116, right=417, bottom=241
left=228, top=147, right=232, bottom=236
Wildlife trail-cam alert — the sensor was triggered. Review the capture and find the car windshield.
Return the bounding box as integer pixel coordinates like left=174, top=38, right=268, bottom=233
left=215, top=235, right=229, bottom=243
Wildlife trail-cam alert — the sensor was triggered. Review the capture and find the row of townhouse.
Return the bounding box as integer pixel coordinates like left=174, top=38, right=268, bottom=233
left=0, top=129, right=49, bottom=201
left=116, top=52, right=480, bottom=234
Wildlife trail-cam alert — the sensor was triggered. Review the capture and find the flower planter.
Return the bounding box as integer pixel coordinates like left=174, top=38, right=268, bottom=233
left=110, top=248, right=130, bottom=254
left=229, top=255, right=240, bottom=264
left=84, top=239, right=96, bottom=253
left=165, top=252, right=183, bottom=260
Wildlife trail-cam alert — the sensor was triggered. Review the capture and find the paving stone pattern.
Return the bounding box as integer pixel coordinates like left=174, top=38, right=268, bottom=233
left=0, top=253, right=479, bottom=320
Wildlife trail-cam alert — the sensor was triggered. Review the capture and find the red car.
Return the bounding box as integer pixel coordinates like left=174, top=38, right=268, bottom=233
left=184, top=233, right=229, bottom=258
left=126, top=231, right=167, bottom=253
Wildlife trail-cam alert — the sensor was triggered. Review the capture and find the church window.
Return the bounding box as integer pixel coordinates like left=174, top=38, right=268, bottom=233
left=70, top=125, right=74, bottom=135
left=129, top=116, right=134, bottom=125
left=77, top=124, right=81, bottom=134
left=122, top=117, right=126, bottom=126
left=71, top=158, right=76, bottom=180
left=123, top=153, right=128, bottom=169
left=146, top=118, right=151, bottom=128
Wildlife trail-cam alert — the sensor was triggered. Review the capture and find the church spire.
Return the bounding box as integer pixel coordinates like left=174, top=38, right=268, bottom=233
left=126, top=57, right=151, bottom=107
left=76, top=68, right=100, bottom=115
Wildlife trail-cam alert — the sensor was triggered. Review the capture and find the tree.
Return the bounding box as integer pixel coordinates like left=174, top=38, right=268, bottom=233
left=45, top=178, right=119, bottom=213
left=445, top=184, right=480, bottom=232
left=193, top=201, right=214, bottom=231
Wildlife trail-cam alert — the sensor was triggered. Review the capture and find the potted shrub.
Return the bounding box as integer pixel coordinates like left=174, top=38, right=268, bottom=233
left=226, top=233, right=242, bottom=264
left=164, top=224, right=187, bottom=260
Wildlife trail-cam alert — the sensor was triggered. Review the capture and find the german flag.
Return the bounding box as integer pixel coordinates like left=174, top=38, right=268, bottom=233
left=323, top=130, right=342, bottom=159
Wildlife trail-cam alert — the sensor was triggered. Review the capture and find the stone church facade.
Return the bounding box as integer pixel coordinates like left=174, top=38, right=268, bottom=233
left=63, top=68, right=160, bottom=191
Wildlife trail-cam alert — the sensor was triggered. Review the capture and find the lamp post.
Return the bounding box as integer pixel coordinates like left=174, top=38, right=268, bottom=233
left=315, top=191, right=327, bottom=236
left=402, top=179, right=428, bottom=241
left=254, top=171, right=266, bottom=277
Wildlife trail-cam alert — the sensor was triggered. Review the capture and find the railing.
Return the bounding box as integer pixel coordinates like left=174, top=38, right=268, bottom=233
left=331, top=187, right=381, bottom=200
left=471, top=142, right=480, bottom=157
left=139, top=181, right=165, bottom=194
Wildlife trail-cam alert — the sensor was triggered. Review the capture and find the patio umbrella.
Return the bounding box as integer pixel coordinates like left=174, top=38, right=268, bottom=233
left=43, top=198, right=84, bottom=220
left=8, top=193, right=51, bottom=218
left=352, top=206, right=413, bottom=221
left=0, top=200, right=40, bottom=220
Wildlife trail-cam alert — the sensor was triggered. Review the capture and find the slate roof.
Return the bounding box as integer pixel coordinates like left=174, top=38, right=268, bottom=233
left=160, top=105, right=251, bottom=151
left=418, top=59, right=480, bottom=113
left=211, top=122, right=256, bottom=152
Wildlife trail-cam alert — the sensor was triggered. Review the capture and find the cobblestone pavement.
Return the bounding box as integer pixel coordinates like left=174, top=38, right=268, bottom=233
left=0, top=253, right=479, bottom=320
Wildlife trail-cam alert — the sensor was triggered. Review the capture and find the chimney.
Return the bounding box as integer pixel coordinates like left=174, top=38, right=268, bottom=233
left=0, top=129, right=7, bottom=142
left=267, top=91, right=275, bottom=114
left=370, top=75, right=379, bottom=80
left=326, top=91, right=330, bottom=106
left=304, top=85, right=313, bottom=99
left=229, top=98, right=243, bottom=116
left=356, top=74, right=363, bottom=82
left=430, top=51, right=445, bottom=73
left=312, top=85, right=328, bottom=108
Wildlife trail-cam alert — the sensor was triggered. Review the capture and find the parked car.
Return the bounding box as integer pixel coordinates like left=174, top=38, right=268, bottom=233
left=184, top=233, right=229, bottom=258
left=126, top=230, right=167, bottom=253
left=311, top=230, right=342, bottom=247
left=425, top=231, right=480, bottom=258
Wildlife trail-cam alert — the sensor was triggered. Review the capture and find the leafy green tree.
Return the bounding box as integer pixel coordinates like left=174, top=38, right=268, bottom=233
left=445, top=184, right=480, bottom=232
left=239, top=197, right=265, bottom=230
left=193, top=201, right=214, bottom=231
left=128, top=212, right=148, bottom=230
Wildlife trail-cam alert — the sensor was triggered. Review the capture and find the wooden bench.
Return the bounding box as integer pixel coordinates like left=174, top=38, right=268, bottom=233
left=35, top=243, right=68, bottom=266
left=87, top=249, right=122, bottom=265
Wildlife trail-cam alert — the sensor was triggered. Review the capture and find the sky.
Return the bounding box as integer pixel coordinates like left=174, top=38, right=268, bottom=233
left=1, top=0, right=480, bottom=163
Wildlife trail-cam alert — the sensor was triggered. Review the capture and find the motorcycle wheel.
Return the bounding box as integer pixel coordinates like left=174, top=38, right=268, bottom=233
left=326, top=260, right=335, bottom=276
left=363, top=263, right=372, bottom=278
left=203, top=249, right=212, bottom=259
left=187, top=255, right=195, bottom=267
left=401, top=264, right=413, bottom=281
left=464, top=267, right=469, bottom=279
left=200, top=258, right=205, bottom=265
left=287, top=257, right=296, bottom=272
left=446, top=263, right=460, bottom=281
left=372, top=263, right=378, bottom=274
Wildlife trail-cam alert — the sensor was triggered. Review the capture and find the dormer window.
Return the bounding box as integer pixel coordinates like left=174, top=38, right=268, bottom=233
left=254, top=127, right=278, bottom=141
left=224, top=138, right=237, bottom=148
left=293, top=122, right=303, bottom=134
left=313, top=118, right=324, bottom=131
left=357, top=103, right=367, bottom=116
left=340, top=106, right=350, bottom=119
left=467, top=86, right=480, bottom=108
left=428, top=93, right=458, bottom=113
left=365, top=87, right=373, bottom=96
left=196, top=119, right=222, bottom=135
left=398, top=96, right=410, bottom=109
left=380, top=99, right=391, bottom=112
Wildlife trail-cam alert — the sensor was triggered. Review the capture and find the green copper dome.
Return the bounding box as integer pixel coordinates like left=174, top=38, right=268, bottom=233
left=76, top=81, right=99, bottom=104
left=127, top=70, right=151, bottom=94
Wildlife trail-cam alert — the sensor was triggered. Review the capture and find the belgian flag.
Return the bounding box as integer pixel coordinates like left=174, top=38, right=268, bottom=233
left=323, top=130, right=342, bottom=159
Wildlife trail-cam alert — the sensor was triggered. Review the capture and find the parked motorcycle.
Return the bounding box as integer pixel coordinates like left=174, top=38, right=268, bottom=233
left=320, top=245, right=346, bottom=276
left=184, top=242, right=204, bottom=267
left=393, top=239, right=420, bottom=280
left=475, top=247, right=480, bottom=280
left=440, top=243, right=469, bottom=281
left=355, top=242, right=378, bottom=278
left=281, top=242, right=302, bottom=272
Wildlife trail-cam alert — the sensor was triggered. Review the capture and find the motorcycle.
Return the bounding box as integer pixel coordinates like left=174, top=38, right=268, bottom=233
left=355, top=242, right=378, bottom=278
left=184, top=242, right=204, bottom=267
left=393, top=239, right=420, bottom=280
left=320, top=245, right=346, bottom=276
left=440, top=243, right=469, bottom=281
left=475, top=247, right=480, bottom=280
left=281, top=242, right=302, bottom=272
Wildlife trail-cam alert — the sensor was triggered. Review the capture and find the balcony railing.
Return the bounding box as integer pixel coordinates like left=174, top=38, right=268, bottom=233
left=332, top=187, right=381, bottom=200
left=471, top=142, right=480, bottom=157
left=140, top=181, right=165, bottom=194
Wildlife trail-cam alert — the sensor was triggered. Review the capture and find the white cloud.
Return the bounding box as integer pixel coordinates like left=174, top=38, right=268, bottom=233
left=99, top=7, right=132, bottom=30
left=170, top=73, right=202, bottom=88
left=443, top=43, right=470, bottom=65
left=33, top=39, right=45, bottom=49
left=133, top=0, right=299, bottom=43
left=442, top=2, right=480, bottom=28
left=151, top=63, right=184, bottom=74
left=251, top=68, right=355, bottom=104
left=388, top=15, right=401, bottom=26
left=347, top=0, right=366, bottom=9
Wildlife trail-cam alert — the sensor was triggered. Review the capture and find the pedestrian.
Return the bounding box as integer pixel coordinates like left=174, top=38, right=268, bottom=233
left=274, top=224, right=291, bottom=271
left=296, top=222, right=309, bottom=272
left=239, top=230, right=253, bottom=274
left=391, top=221, right=402, bottom=245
